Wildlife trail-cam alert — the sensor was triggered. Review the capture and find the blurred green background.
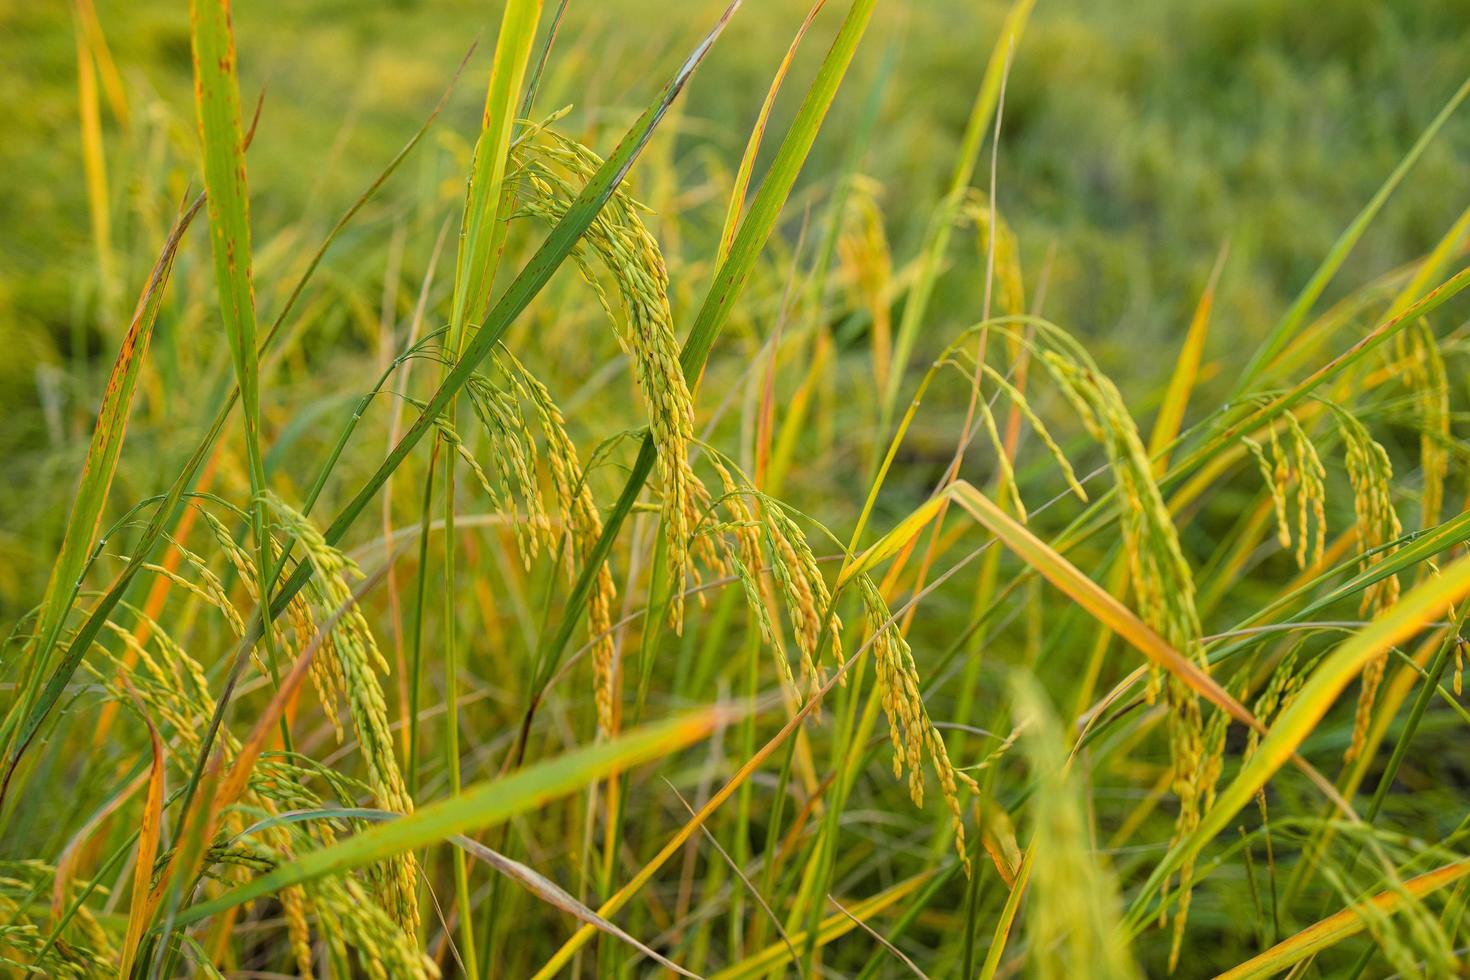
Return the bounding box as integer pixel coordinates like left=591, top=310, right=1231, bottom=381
left=3, top=0, right=1469, bottom=614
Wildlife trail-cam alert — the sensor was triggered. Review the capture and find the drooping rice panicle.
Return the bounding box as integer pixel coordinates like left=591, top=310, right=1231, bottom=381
left=1034, top=337, right=1219, bottom=963
left=858, top=573, right=977, bottom=873
left=510, top=125, right=707, bottom=630
left=764, top=501, right=844, bottom=692
left=1242, top=409, right=1327, bottom=570
left=262, top=494, right=420, bottom=933
left=465, top=370, right=552, bottom=568
left=1396, top=318, right=1450, bottom=530
left=1333, top=409, right=1404, bottom=762
left=499, top=349, right=621, bottom=736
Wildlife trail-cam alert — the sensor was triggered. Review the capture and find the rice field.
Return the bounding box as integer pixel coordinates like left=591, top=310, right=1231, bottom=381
left=5, top=0, right=1470, bottom=976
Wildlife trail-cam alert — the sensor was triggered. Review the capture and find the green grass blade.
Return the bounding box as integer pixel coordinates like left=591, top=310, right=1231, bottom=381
left=682, top=0, right=875, bottom=384
left=715, top=0, right=828, bottom=266
left=189, top=0, right=287, bottom=737
left=449, top=0, right=541, bottom=351
left=441, top=6, right=540, bottom=970
left=169, top=708, right=734, bottom=927
left=1231, top=74, right=1470, bottom=394
left=0, top=197, right=205, bottom=801
left=6, top=196, right=194, bottom=736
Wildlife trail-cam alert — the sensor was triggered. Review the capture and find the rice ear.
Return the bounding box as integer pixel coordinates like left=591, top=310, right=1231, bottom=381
left=1332, top=408, right=1404, bottom=762
left=512, top=127, right=707, bottom=631
left=261, top=493, right=420, bottom=934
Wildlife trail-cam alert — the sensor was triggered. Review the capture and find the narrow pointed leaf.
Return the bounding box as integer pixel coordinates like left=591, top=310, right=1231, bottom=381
left=1232, top=75, right=1470, bottom=393
left=170, top=708, right=734, bottom=926
left=1133, top=552, right=1470, bottom=925
left=1215, top=859, right=1470, bottom=980
left=117, top=692, right=165, bottom=978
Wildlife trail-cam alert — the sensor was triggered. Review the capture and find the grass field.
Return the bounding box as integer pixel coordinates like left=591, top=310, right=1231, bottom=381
left=4, top=0, right=1470, bottom=976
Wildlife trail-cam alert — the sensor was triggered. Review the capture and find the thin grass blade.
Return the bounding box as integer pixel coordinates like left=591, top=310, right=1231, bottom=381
left=1215, top=859, right=1470, bottom=980
left=169, top=707, right=734, bottom=926
left=1231, top=75, right=1470, bottom=393
left=117, top=687, right=165, bottom=978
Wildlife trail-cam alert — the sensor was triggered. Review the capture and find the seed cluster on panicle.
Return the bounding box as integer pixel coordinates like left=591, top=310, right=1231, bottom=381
left=0, top=860, right=115, bottom=977
left=687, top=450, right=852, bottom=699
left=1396, top=318, right=1449, bottom=530
left=464, top=370, right=553, bottom=567
left=764, top=501, right=843, bottom=692
left=1333, top=409, right=1403, bottom=762
left=1242, top=409, right=1327, bottom=570
left=510, top=124, right=706, bottom=632
left=85, top=522, right=424, bottom=976
left=260, top=494, right=420, bottom=933
left=702, top=454, right=785, bottom=672
left=857, top=574, right=977, bottom=873
left=1031, top=332, right=1218, bottom=964
left=498, top=350, right=621, bottom=736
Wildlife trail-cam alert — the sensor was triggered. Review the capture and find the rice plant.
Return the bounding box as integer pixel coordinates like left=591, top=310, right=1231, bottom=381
left=5, top=0, right=1470, bottom=976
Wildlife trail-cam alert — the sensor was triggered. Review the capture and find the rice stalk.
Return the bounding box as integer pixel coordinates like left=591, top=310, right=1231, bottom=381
left=500, top=349, right=621, bottom=736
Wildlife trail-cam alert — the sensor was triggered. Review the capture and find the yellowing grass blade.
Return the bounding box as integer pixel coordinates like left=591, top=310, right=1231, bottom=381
left=75, top=15, right=115, bottom=309
left=117, top=687, right=165, bottom=979
left=1148, top=240, right=1228, bottom=472
left=947, top=480, right=1348, bottom=807
left=979, top=843, right=1034, bottom=979
left=1132, top=550, right=1470, bottom=927
left=171, top=707, right=734, bottom=927
left=949, top=481, right=1238, bottom=719
left=837, top=492, right=951, bottom=589
left=1215, top=858, right=1470, bottom=980
left=2, top=192, right=197, bottom=778
left=75, top=0, right=128, bottom=125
